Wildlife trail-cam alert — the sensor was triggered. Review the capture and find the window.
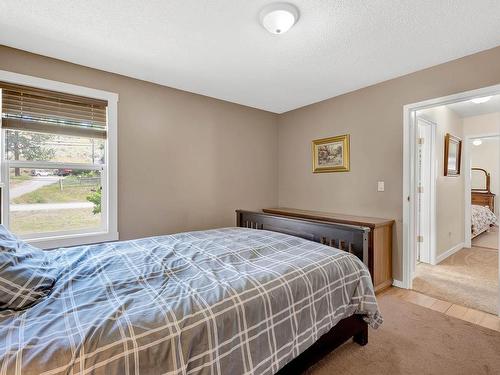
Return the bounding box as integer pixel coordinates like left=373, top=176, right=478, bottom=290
left=0, top=74, right=117, bottom=248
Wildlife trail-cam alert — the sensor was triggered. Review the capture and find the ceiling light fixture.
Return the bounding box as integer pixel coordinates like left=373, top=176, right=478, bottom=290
left=259, top=3, right=299, bottom=35
left=470, top=96, right=492, bottom=104
left=473, top=139, right=482, bottom=146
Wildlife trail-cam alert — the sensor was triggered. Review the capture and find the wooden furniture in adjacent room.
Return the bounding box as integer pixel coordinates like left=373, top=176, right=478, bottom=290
left=471, top=167, right=495, bottom=212
left=472, top=191, right=495, bottom=212
left=261, top=207, right=394, bottom=293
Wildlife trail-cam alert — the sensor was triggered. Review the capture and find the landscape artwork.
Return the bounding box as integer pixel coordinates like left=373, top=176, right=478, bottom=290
left=312, top=134, right=350, bottom=173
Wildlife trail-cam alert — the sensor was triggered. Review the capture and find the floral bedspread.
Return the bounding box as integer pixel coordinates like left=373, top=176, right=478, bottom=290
left=471, top=204, right=498, bottom=236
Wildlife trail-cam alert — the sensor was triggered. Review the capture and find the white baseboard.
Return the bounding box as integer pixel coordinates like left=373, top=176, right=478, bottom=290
left=392, top=279, right=405, bottom=288
left=435, top=242, right=464, bottom=264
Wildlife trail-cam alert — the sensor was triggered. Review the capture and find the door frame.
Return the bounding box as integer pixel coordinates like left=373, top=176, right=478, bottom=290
left=463, top=133, right=500, bottom=248
left=415, top=117, right=437, bottom=265
left=402, top=83, right=500, bottom=293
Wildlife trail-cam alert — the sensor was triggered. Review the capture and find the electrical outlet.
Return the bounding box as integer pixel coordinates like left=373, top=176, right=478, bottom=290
left=377, top=181, right=385, bottom=192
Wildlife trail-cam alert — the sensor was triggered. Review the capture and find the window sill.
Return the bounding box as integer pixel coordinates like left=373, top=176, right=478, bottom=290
left=26, top=231, right=119, bottom=250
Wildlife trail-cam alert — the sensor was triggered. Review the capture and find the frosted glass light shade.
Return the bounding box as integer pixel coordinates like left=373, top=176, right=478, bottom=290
left=260, top=3, right=299, bottom=35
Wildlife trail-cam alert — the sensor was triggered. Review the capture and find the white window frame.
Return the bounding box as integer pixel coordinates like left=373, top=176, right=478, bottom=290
left=0, top=70, right=118, bottom=249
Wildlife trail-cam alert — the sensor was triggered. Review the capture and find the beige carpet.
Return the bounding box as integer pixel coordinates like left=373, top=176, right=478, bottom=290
left=412, top=246, right=498, bottom=314
left=472, top=226, right=498, bottom=249
left=307, top=295, right=500, bottom=375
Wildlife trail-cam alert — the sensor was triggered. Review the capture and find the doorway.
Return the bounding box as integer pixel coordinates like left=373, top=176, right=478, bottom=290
left=403, top=85, right=500, bottom=316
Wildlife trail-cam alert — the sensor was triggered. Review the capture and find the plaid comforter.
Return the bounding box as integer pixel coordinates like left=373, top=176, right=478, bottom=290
left=0, top=228, right=382, bottom=375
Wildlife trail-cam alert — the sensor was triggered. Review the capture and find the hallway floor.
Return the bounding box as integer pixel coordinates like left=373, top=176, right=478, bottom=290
left=472, top=225, right=498, bottom=249
left=413, top=245, right=498, bottom=314
left=382, top=287, right=500, bottom=332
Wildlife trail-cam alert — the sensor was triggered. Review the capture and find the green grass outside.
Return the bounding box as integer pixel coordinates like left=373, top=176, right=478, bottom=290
left=12, top=182, right=99, bottom=204
left=10, top=208, right=101, bottom=235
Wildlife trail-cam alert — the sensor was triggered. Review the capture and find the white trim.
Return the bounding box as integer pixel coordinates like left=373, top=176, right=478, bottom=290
left=392, top=279, right=405, bottom=288
left=0, top=70, right=119, bottom=248
left=106, top=98, right=118, bottom=242
left=430, top=125, right=437, bottom=266
left=403, top=82, right=500, bottom=290
left=0, top=69, right=118, bottom=103
left=464, top=136, right=471, bottom=248
left=402, top=105, right=414, bottom=289
left=0, top=91, right=4, bottom=228
left=7, top=160, right=104, bottom=170
left=30, top=231, right=119, bottom=250
left=463, top=133, right=500, bottom=248
left=435, top=242, right=464, bottom=264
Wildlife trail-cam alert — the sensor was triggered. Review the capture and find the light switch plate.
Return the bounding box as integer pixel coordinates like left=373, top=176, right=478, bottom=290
left=377, top=181, right=385, bottom=192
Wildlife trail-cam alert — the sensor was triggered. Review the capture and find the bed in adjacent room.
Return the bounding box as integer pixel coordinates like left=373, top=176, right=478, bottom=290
left=471, top=168, right=498, bottom=239
left=0, top=212, right=381, bottom=375
left=471, top=204, right=498, bottom=238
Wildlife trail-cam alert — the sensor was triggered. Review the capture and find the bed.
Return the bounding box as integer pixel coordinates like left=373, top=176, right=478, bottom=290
left=471, top=168, right=497, bottom=238
left=0, top=211, right=382, bottom=375
left=471, top=204, right=498, bottom=238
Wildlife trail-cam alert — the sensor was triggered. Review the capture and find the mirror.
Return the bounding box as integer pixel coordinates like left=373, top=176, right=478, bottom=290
left=471, top=168, right=490, bottom=192
left=444, top=133, right=462, bottom=176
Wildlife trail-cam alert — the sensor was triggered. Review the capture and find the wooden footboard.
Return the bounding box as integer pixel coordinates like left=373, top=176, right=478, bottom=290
left=236, top=209, right=370, bottom=268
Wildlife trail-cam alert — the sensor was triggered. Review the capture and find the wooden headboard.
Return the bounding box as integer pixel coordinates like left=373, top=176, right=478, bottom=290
left=471, top=191, right=495, bottom=212
left=471, top=168, right=495, bottom=212
left=236, top=210, right=370, bottom=267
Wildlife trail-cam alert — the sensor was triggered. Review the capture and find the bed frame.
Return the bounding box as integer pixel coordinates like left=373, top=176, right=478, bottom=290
left=236, top=210, right=371, bottom=374
left=471, top=168, right=496, bottom=239
left=236, top=210, right=369, bottom=267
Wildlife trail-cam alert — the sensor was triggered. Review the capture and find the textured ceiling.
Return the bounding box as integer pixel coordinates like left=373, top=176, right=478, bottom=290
left=1, top=1, right=500, bottom=113
left=448, top=95, right=500, bottom=118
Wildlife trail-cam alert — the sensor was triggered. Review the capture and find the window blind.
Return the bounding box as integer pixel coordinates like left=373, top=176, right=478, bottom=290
left=0, top=82, right=107, bottom=139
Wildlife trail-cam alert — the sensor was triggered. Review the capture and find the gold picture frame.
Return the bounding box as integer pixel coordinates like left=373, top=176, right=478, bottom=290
left=312, top=134, right=350, bottom=173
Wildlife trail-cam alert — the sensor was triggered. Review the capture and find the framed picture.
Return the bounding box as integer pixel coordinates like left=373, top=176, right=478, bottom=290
left=444, top=133, right=462, bottom=176
left=312, top=134, right=350, bottom=173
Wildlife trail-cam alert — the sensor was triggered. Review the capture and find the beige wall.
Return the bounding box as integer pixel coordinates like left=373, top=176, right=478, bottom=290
left=0, top=46, right=279, bottom=240
left=278, top=46, right=500, bottom=281
left=419, top=106, right=465, bottom=256
left=3, top=44, right=500, bottom=281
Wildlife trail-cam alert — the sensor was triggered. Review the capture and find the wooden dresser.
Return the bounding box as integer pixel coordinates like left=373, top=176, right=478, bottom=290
left=263, top=207, right=394, bottom=293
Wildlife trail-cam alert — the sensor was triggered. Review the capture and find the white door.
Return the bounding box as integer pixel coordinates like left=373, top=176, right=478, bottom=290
left=416, top=118, right=435, bottom=264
